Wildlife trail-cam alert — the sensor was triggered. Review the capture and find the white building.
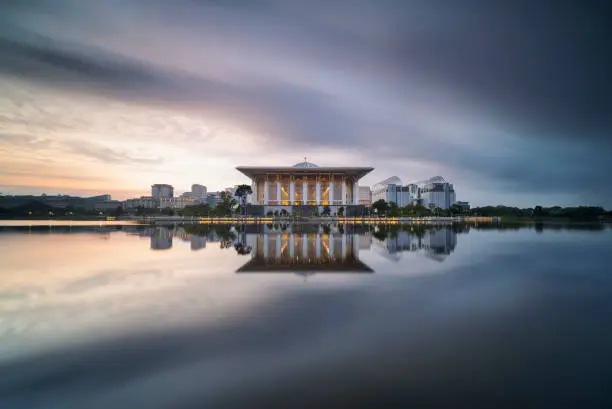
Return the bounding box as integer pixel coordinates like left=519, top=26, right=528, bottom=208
left=124, top=196, right=157, bottom=209
left=235, top=160, right=373, bottom=215
left=358, top=186, right=372, bottom=205
left=371, top=176, right=412, bottom=207
left=151, top=184, right=174, bottom=200
left=412, top=176, right=456, bottom=209
left=159, top=197, right=195, bottom=209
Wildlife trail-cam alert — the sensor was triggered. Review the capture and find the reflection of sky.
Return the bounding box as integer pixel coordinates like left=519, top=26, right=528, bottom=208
left=1, top=226, right=609, bottom=362
left=1, top=227, right=612, bottom=408
left=0, top=230, right=377, bottom=361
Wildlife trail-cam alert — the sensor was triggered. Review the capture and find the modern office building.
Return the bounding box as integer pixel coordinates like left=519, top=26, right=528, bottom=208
left=235, top=159, right=374, bottom=215
left=358, top=186, right=372, bottom=205
left=191, top=184, right=207, bottom=201
left=151, top=184, right=174, bottom=200
left=454, top=201, right=470, bottom=212
left=412, top=176, right=456, bottom=209
left=207, top=192, right=222, bottom=207
left=371, top=176, right=411, bottom=207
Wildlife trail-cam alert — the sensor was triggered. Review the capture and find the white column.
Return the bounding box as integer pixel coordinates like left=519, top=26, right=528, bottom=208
left=252, top=180, right=258, bottom=205
left=341, top=178, right=347, bottom=205
left=289, top=234, right=295, bottom=258
left=302, top=233, right=308, bottom=259
left=289, top=181, right=295, bottom=204
left=276, top=182, right=281, bottom=206
left=316, top=180, right=321, bottom=205
left=263, top=235, right=269, bottom=258
left=353, top=180, right=359, bottom=205
left=329, top=180, right=334, bottom=204
left=329, top=235, right=335, bottom=259
left=341, top=233, right=347, bottom=261
left=264, top=180, right=269, bottom=205
left=315, top=234, right=321, bottom=258
left=276, top=236, right=282, bottom=259
left=302, top=180, right=308, bottom=205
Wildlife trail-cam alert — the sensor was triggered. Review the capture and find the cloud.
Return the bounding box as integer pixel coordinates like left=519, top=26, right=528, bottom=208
left=0, top=0, right=610, bottom=205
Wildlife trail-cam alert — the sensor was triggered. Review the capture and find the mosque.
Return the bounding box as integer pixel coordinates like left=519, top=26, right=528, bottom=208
left=236, top=158, right=374, bottom=216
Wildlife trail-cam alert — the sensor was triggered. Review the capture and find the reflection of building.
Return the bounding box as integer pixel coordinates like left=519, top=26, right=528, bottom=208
left=150, top=227, right=173, bottom=250
left=372, top=228, right=457, bottom=262
left=236, top=159, right=373, bottom=215
left=190, top=235, right=207, bottom=250
left=237, top=232, right=373, bottom=274
left=371, top=176, right=411, bottom=207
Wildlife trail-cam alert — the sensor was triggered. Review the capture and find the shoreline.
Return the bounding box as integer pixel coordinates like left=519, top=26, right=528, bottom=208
left=1, top=216, right=609, bottom=225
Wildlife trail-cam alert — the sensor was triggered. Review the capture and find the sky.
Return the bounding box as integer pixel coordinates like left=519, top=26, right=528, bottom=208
left=0, top=0, right=610, bottom=207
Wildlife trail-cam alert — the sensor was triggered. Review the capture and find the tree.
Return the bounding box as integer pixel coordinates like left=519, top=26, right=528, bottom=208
left=162, top=207, right=175, bottom=216
left=113, top=206, right=124, bottom=217
left=234, top=184, right=253, bottom=216
left=214, top=192, right=237, bottom=216
left=371, top=199, right=389, bottom=216
left=322, top=205, right=331, bottom=216
left=388, top=202, right=401, bottom=217
left=337, top=206, right=344, bottom=217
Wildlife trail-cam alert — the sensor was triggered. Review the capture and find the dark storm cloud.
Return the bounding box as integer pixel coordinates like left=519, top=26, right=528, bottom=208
left=389, top=0, right=612, bottom=140
left=0, top=0, right=610, bottom=204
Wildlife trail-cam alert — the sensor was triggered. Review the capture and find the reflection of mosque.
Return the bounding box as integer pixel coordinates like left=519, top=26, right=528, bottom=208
left=373, top=228, right=457, bottom=262
left=237, top=232, right=373, bottom=273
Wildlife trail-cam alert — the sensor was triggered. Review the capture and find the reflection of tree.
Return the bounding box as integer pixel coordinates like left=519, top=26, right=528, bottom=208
left=234, top=242, right=252, bottom=255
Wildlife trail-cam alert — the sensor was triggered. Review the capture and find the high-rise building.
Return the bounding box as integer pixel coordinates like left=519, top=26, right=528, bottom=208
left=371, top=177, right=411, bottom=207
left=191, top=184, right=207, bottom=201
left=151, top=184, right=174, bottom=200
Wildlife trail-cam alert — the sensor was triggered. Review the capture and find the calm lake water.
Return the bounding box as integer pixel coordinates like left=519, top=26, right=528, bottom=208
left=1, top=221, right=611, bottom=408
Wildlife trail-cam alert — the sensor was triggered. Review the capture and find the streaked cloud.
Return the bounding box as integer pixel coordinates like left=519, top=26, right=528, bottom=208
left=0, top=0, right=610, bottom=205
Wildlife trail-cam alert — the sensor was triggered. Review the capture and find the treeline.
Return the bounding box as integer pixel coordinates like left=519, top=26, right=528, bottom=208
left=0, top=201, right=123, bottom=219
left=471, top=205, right=610, bottom=221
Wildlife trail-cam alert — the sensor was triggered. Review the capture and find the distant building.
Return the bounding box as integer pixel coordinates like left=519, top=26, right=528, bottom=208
left=207, top=192, right=222, bottom=207
left=191, top=184, right=207, bottom=202
left=93, top=200, right=122, bottom=211
left=454, top=201, right=470, bottom=212
left=412, top=176, right=456, bottom=209
left=124, top=196, right=156, bottom=209
left=159, top=197, right=195, bottom=209
left=358, top=186, right=372, bottom=205
left=371, top=176, right=411, bottom=207
left=88, top=194, right=112, bottom=201
left=151, top=184, right=174, bottom=200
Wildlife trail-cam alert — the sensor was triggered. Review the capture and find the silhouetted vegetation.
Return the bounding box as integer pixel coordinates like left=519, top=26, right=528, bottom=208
left=471, top=205, right=608, bottom=221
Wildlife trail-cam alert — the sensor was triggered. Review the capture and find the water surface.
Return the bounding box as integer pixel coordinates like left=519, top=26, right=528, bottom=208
left=1, top=222, right=611, bottom=408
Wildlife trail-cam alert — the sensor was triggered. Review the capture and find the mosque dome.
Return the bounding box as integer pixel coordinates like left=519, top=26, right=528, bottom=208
left=293, top=159, right=318, bottom=168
